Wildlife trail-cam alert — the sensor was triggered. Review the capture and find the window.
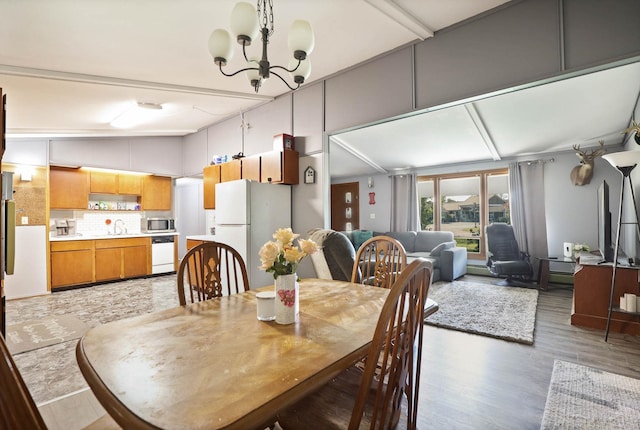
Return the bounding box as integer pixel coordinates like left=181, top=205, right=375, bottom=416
left=417, top=169, right=509, bottom=259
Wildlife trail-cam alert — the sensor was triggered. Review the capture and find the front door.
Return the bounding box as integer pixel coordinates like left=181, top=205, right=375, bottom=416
left=331, top=182, right=359, bottom=231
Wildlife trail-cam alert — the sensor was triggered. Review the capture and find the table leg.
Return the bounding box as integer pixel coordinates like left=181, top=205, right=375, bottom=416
left=538, top=259, right=550, bottom=290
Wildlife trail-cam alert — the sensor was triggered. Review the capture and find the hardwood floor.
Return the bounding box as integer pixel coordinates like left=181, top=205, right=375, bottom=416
left=417, top=283, right=640, bottom=430
left=10, top=276, right=640, bottom=429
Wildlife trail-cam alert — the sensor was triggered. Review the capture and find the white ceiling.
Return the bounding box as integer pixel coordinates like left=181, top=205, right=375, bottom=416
left=0, top=0, right=509, bottom=137
left=3, top=1, right=637, bottom=180
left=330, top=61, right=640, bottom=178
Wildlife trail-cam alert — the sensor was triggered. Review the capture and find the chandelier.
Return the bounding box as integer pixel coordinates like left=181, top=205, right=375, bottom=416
left=208, top=1, right=315, bottom=93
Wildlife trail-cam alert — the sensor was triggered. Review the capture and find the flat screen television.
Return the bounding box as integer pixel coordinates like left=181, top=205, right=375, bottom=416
left=598, top=180, right=615, bottom=262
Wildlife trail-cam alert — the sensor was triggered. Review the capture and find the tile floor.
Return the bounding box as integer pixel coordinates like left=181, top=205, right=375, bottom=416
left=6, top=275, right=179, bottom=414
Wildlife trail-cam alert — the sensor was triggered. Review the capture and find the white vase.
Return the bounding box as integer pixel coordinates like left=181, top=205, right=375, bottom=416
left=274, top=273, right=299, bottom=324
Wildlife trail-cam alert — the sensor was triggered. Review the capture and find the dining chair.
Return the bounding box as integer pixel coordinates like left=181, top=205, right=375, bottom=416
left=177, top=241, right=250, bottom=305
left=351, top=235, right=408, bottom=289
left=0, top=333, right=119, bottom=429
left=277, top=258, right=433, bottom=430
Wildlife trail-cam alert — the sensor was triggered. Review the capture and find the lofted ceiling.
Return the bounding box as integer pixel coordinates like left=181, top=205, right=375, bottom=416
left=330, top=61, right=640, bottom=178
left=0, top=0, right=510, bottom=138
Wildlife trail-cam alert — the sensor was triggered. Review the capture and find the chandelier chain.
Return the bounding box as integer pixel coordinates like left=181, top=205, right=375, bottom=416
left=257, top=0, right=275, bottom=36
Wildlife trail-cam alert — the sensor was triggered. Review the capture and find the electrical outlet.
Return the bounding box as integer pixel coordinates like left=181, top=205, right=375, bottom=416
left=21, top=216, right=28, bottom=224
left=370, top=213, right=376, bottom=219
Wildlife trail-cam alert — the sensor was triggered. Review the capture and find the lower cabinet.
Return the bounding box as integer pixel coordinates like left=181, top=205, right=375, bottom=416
left=50, top=241, right=94, bottom=288
left=51, top=237, right=151, bottom=289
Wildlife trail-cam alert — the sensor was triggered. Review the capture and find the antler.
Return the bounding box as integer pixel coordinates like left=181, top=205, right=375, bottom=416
left=622, top=121, right=640, bottom=135
left=573, top=141, right=605, bottom=160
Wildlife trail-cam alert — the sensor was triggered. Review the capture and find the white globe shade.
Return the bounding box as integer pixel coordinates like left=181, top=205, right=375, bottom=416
left=230, top=2, right=259, bottom=42
left=288, top=20, right=314, bottom=57
left=245, top=57, right=261, bottom=83
left=208, top=29, right=234, bottom=64
left=289, top=58, right=311, bottom=82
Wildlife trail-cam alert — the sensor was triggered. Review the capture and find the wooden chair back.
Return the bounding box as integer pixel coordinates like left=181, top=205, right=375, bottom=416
left=350, top=258, right=432, bottom=430
left=0, top=333, right=47, bottom=430
left=177, top=241, right=250, bottom=306
left=351, top=235, right=407, bottom=289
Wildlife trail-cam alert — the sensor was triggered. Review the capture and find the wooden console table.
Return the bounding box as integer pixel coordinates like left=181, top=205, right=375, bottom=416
left=572, top=263, right=640, bottom=335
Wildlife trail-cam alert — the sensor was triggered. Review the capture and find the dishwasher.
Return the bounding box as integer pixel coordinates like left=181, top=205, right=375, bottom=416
left=151, top=235, right=175, bottom=274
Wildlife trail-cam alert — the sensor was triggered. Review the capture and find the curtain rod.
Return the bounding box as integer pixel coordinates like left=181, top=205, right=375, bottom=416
left=517, top=157, right=555, bottom=166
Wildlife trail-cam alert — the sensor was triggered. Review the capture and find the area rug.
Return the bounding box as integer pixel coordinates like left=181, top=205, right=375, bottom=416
left=540, top=360, right=640, bottom=430
left=5, top=315, right=89, bottom=355
left=425, top=280, right=538, bottom=344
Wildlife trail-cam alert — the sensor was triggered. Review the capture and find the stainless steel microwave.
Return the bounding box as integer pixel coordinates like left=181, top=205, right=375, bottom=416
left=142, top=218, right=175, bottom=233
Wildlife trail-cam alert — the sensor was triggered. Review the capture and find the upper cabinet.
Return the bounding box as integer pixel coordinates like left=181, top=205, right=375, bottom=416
left=50, top=167, right=89, bottom=209
left=90, top=171, right=142, bottom=195
left=117, top=174, right=143, bottom=195
left=221, top=159, right=241, bottom=182
left=261, top=151, right=298, bottom=185
left=202, top=150, right=298, bottom=209
left=142, top=175, right=172, bottom=210
left=203, top=164, right=221, bottom=209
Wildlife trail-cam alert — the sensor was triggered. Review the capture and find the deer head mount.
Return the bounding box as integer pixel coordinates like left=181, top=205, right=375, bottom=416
left=622, top=121, right=640, bottom=145
left=570, top=141, right=606, bottom=186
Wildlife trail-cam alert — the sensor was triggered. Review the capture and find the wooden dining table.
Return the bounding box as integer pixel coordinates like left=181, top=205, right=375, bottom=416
left=76, top=278, right=391, bottom=430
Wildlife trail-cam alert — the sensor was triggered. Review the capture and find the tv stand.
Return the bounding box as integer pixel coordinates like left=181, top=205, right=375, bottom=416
left=572, top=263, right=640, bottom=335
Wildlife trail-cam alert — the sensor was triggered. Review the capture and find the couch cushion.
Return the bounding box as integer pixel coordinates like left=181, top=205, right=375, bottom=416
left=414, top=231, right=454, bottom=252
left=429, top=241, right=456, bottom=257
left=307, top=229, right=356, bottom=281
left=385, top=231, right=417, bottom=252
left=351, top=230, right=373, bottom=251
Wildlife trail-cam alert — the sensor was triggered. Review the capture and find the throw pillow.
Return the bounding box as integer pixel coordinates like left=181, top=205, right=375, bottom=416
left=351, top=230, right=373, bottom=251
left=430, top=241, right=456, bottom=257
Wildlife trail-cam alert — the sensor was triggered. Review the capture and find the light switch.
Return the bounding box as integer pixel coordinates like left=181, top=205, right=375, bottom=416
left=370, top=213, right=376, bottom=219
left=21, top=216, right=28, bottom=224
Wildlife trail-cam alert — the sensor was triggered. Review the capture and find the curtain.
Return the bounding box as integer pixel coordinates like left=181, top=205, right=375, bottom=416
left=390, top=174, right=419, bottom=232
left=509, top=161, right=548, bottom=279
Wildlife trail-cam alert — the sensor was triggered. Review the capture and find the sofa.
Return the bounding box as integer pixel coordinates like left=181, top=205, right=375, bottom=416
left=308, top=228, right=467, bottom=283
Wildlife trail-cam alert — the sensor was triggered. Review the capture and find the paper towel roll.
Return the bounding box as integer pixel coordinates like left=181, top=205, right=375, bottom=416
left=563, top=242, right=574, bottom=258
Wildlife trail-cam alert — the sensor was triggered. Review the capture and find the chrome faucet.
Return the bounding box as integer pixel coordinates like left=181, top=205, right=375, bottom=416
left=114, top=219, right=127, bottom=235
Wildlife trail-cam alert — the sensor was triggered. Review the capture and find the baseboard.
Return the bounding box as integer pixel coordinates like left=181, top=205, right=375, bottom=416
left=464, top=265, right=574, bottom=286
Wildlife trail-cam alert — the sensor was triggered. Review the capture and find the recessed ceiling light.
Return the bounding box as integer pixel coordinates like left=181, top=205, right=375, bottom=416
left=110, top=102, right=164, bottom=128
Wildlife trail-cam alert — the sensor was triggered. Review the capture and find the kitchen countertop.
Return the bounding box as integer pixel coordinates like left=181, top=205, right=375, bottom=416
left=185, top=235, right=216, bottom=241
left=50, top=232, right=179, bottom=242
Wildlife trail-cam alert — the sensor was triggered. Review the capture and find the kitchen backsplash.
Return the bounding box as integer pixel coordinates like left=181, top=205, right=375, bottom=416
left=50, top=212, right=142, bottom=237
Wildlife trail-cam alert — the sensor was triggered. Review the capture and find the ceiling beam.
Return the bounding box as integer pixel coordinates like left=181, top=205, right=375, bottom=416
left=465, top=103, right=501, bottom=161
left=331, top=136, right=388, bottom=174
left=0, top=65, right=273, bottom=102
left=363, top=0, right=434, bottom=40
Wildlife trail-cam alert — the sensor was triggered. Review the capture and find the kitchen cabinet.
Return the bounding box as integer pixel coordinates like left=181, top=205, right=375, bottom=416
left=95, top=248, right=121, bottom=281
left=241, top=155, right=261, bottom=181
left=95, top=237, right=150, bottom=281
left=90, top=171, right=117, bottom=194
left=186, top=239, right=204, bottom=251
left=261, top=150, right=299, bottom=185
left=221, top=159, right=241, bottom=182
left=50, top=240, right=94, bottom=288
left=203, top=164, right=221, bottom=209
left=51, top=237, right=151, bottom=288
left=50, top=167, right=89, bottom=209
left=90, top=171, right=143, bottom=195
left=117, top=174, right=143, bottom=195
left=142, top=175, right=172, bottom=210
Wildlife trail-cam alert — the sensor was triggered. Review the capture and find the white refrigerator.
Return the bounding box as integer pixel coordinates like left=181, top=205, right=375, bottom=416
left=214, top=179, right=292, bottom=289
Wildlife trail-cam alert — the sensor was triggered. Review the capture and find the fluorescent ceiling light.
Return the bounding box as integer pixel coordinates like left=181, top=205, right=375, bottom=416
left=110, top=102, right=164, bottom=128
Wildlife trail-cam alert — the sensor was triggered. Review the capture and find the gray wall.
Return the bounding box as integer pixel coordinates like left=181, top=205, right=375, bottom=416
left=183, top=0, right=640, bottom=277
